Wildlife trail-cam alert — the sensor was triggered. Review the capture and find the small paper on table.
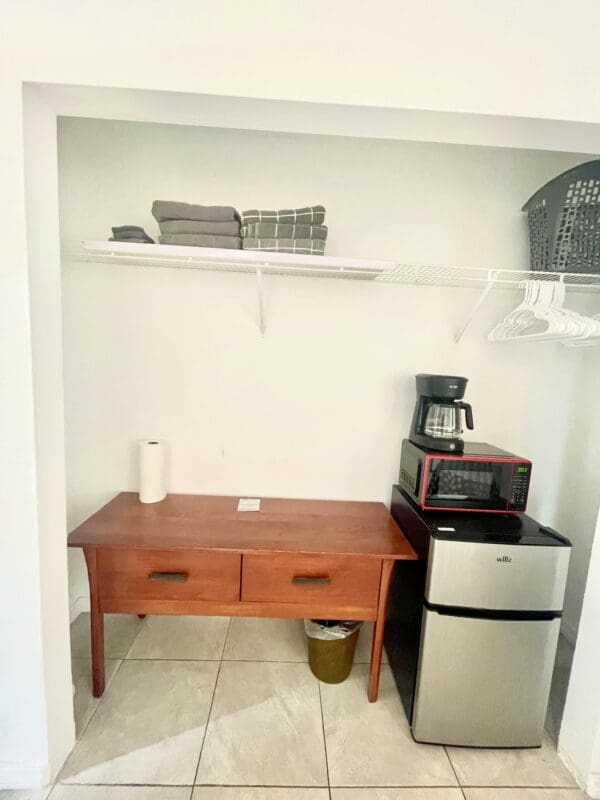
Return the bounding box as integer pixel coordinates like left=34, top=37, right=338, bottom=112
left=237, top=498, right=261, bottom=512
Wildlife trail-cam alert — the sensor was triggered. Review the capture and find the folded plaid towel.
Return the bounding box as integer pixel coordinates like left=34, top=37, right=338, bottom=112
left=242, top=238, right=326, bottom=255
left=242, top=206, right=326, bottom=226
left=159, top=219, right=241, bottom=236
left=152, top=200, right=240, bottom=224
left=111, top=225, right=154, bottom=243
left=241, top=222, right=327, bottom=240
left=158, top=234, right=242, bottom=249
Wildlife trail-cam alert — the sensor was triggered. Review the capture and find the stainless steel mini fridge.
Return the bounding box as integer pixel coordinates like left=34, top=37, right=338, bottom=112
left=386, top=487, right=571, bottom=748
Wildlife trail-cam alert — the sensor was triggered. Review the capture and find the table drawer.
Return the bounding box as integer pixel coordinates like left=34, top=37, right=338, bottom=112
left=98, top=548, right=241, bottom=602
left=241, top=553, right=381, bottom=610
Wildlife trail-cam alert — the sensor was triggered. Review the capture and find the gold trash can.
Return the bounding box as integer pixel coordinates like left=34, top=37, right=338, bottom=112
left=305, top=620, right=361, bottom=684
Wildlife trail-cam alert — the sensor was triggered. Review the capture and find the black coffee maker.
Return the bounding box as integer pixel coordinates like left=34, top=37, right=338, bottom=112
left=409, top=374, right=473, bottom=453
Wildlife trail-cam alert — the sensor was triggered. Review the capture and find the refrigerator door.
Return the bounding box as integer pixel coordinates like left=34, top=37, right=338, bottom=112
left=412, top=608, right=561, bottom=747
left=426, top=539, right=570, bottom=611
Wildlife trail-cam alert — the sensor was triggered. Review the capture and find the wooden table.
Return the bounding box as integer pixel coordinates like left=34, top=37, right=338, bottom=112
left=68, top=492, right=416, bottom=701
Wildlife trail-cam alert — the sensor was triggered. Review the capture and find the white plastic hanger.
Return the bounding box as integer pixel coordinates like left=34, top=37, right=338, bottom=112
left=563, top=313, right=600, bottom=347
left=488, top=279, right=600, bottom=345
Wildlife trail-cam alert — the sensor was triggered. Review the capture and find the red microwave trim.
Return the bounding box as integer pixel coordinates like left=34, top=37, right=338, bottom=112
left=420, top=504, right=526, bottom=514
left=419, top=453, right=532, bottom=513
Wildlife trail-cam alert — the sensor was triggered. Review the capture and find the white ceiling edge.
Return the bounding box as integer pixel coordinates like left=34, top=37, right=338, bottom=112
left=27, top=82, right=599, bottom=155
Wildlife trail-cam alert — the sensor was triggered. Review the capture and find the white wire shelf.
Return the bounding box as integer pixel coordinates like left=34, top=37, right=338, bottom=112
left=377, top=263, right=600, bottom=292
left=63, top=241, right=600, bottom=341
left=67, top=241, right=600, bottom=291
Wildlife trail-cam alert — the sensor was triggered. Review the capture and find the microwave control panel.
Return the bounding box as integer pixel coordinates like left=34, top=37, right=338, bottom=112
left=508, top=464, right=532, bottom=511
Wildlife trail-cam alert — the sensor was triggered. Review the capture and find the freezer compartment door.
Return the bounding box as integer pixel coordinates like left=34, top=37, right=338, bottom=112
left=426, top=539, right=570, bottom=611
left=412, top=608, right=560, bottom=747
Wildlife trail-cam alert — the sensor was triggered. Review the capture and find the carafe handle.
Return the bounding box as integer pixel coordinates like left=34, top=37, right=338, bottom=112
left=459, top=402, right=474, bottom=430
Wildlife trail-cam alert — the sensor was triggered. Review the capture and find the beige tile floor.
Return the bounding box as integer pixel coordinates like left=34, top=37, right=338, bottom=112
left=1, top=617, right=587, bottom=800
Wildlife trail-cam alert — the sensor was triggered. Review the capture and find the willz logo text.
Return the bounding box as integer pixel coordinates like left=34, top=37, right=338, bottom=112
left=497, top=556, right=512, bottom=563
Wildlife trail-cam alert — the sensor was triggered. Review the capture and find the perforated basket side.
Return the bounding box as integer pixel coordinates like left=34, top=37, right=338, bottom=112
left=526, top=199, right=550, bottom=271
left=554, top=177, right=600, bottom=273
left=522, top=159, right=600, bottom=273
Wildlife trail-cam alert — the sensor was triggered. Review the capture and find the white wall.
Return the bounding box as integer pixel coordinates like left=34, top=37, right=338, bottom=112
left=0, top=82, right=53, bottom=792
left=58, top=117, right=593, bottom=633
left=560, top=501, right=600, bottom=794
left=3, top=0, right=600, bottom=788
left=23, top=93, right=75, bottom=772
left=552, top=349, right=600, bottom=638
left=5, top=0, right=600, bottom=124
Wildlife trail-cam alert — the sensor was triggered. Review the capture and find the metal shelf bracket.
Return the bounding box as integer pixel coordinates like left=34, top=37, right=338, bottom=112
left=256, top=266, right=266, bottom=335
left=454, top=270, right=499, bottom=343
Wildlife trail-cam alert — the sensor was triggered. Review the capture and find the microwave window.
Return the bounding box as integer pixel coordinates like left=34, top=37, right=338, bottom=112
left=427, top=461, right=496, bottom=501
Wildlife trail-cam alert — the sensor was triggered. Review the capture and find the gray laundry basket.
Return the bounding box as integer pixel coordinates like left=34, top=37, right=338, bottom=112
left=522, top=159, right=600, bottom=274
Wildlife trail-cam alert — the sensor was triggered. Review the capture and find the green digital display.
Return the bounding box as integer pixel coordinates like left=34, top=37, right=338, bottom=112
left=516, top=466, right=529, bottom=473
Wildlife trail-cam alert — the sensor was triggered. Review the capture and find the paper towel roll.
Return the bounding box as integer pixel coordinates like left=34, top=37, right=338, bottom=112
left=138, top=440, right=167, bottom=504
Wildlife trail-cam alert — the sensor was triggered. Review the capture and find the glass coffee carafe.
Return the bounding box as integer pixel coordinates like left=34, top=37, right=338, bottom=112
left=424, top=402, right=472, bottom=440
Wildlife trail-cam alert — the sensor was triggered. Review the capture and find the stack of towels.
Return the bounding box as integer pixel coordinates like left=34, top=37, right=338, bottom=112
left=241, top=205, right=327, bottom=255
left=109, top=225, right=154, bottom=244
left=152, top=200, right=241, bottom=249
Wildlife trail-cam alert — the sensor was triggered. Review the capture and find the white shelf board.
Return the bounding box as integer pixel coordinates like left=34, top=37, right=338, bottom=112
left=73, top=240, right=397, bottom=280
left=66, top=241, right=600, bottom=292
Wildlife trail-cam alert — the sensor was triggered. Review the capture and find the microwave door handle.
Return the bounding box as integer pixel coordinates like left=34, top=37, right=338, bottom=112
left=460, top=402, right=474, bottom=430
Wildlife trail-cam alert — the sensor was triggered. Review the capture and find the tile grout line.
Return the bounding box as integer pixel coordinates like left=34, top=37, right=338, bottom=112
left=59, top=618, right=145, bottom=786
left=122, top=615, right=146, bottom=661
left=118, top=660, right=378, bottom=666
left=78, top=616, right=144, bottom=733
left=53, top=658, right=126, bottom=790
left=56, top=620, right=143, bottom=785
left=76, top=657, right=125, bottom=738
left=58, top=781, right=334, bottom=788
left=191, top=617, right=232, bottom=787
left=74, top=643, right=134, bottom=740
left=317, top=679, right=332, bottom=800
left=117, top=657, right=377, bottom=664
left=459, top=784, right=581, bottom=790
left=124, top=657, right=226, bottom=663
left=50, top=781, right=582, bottom=788
left=443, top=745, right=467, bottom=799
left=219, top=616, right=233, bottom=661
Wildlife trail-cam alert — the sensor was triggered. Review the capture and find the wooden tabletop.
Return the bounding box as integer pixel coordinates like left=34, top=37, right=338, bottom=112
left=68, top=492, right=416, bottom=560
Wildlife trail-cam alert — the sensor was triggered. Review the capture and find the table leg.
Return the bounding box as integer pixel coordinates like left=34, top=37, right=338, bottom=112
left=83, top=547, right=105, bottom=697
left=368, top=559, right=394, bottom=702
left=90, top=605, right=105, bottom=698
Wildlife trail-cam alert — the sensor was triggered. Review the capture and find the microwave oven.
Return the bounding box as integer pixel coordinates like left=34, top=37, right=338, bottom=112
left=399, top=439, right=532, bottom=513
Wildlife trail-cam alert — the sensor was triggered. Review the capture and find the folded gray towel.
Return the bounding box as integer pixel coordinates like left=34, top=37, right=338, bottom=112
left=242, top=206, right=326, bottom=225
left=158, top=234, right=242, bottom=249
left=152, top=200, right=240, bottom=224
left=112, top=233, right=155, bottom=242
left=241, top=222, right=327, bottom=240
left=109, top=237, right=154, bottom=244
left=111, top=225, right=154, bottom=243
left=112, top=225, right=146, bottom=235
left=159, top=219, right=241, bottom=236
left=242, top=238, right=326, bottom=255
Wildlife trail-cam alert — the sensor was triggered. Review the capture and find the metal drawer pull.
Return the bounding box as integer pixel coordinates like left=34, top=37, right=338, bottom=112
left=148, top=571, right=188, bottom=583
left=292, top=575, right=331, bottom=585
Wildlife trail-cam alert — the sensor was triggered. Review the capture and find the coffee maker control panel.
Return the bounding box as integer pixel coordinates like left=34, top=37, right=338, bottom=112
left=508, top=465, right=532, bottom=510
